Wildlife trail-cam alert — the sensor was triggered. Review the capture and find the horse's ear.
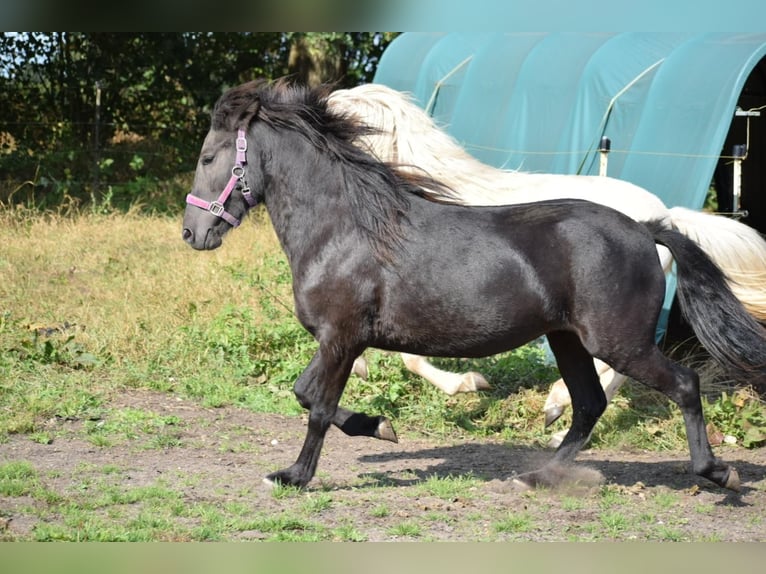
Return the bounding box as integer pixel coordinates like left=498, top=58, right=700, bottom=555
left=237, top=100, right=260, bottom=132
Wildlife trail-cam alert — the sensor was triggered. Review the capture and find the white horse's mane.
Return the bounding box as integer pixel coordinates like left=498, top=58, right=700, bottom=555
left=328, top=84, right=671, bottom=221
left=327, top=83, right=766, bottom=320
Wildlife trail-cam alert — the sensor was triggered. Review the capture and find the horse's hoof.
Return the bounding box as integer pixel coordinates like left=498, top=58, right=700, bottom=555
left=724, top=467, right=741, bottom=492
left=544, top=404, right=565, bottom=428
left=262, top=477, right=277, bottom=489
left=547, top=430, right=566, bottom=449
left=375, top=417, right=399, bottom=443
left=511, top=477, right=533, bottom=491
left=352, top=357, right=369, bottom=380
left=460, top=372, right=491, bottom=393
left=510, top=469, right=548, bottom=490
left=264, top=469, right=307, bottom=489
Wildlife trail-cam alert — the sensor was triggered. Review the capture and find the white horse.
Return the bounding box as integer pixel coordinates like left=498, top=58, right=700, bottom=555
left=328, top=84, right=766, bottom=445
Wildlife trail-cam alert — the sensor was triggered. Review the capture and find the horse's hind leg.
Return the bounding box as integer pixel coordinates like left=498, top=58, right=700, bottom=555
left=545, top=361, right=626, bottom=447
left=542, top=246, right=674, bottom=430
left=514, top=331, right=607, bottom=489
left=543, top=359, right=613, bottom=428
left=620, top=349, right=739, bottom=491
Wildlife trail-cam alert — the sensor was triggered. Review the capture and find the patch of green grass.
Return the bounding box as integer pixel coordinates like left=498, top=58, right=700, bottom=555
left=599, top=510, right=630, bottom=537
left=651, top=490, right=680, bottom=510
left=0, top=460, right=38, bottom=496
left=703, top=389, right=766, bottom=448
left=270, top=483, right=302, bottom=500
left=0, top=460, right=61, bottom=507
left=654, top=526, right=686, bottom=541
left=301, top=492, right=332, bottom=514
left=428, top=345, right=561, bottom=440
left=694, top=503, right=715, bottom=515
left=561, top=496, right=586, bottom=512
left=493, top=512, right=534, bottom=534
left=370, top=504, right=390, bottom=518
left=414, top=473, right=481, bottom=500
left=598, top=485, right=630, bottom=509
left=388, top=521, right=422, bottom=539
left=29, top=432, right=53, bottom=445
left=244, top=513, right=326, bottom=541
left=82, top=408, right=184, bottom=448
left=332, top=522, right=368, bottom=542
left=0, top=367, right=105, bottom=437
left=424, top=511, right=454, bottom=523
left=30, top=484, right=191, bottom=542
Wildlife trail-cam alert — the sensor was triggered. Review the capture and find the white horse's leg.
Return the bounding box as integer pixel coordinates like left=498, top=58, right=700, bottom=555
left=352, top=356, right=369, bottom=380
left=351, top=353, right=490, bottom=395
left=400, top=353, right=491, bottom=395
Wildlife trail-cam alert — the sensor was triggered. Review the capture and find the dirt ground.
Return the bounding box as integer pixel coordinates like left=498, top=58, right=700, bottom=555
left=1, top=389, right=764, bottom=541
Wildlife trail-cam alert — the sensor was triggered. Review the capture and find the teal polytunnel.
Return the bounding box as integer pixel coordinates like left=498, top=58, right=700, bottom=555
left=373, top=32, right=766, bottom=342
left=374, top=32, right=766, bottom=233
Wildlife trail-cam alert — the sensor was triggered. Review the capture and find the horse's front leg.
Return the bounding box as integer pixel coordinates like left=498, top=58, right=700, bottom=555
left=332, top=406, right=398, bottom=442
left=265, top=347, right=356, bottom=488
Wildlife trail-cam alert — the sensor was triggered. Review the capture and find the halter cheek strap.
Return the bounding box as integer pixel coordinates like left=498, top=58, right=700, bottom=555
left=185, top=129, right=257, bottom=227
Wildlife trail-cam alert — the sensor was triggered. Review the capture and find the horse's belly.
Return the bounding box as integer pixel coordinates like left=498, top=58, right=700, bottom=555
left=373, top=267, right=556, bottom=358
left=373, top=320, right=548, bottom=359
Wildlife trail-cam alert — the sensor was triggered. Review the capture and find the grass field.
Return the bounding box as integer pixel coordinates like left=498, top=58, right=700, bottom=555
left=1, top=204, right=765, bottom=448
left=1, top=204, right=765, bottom=542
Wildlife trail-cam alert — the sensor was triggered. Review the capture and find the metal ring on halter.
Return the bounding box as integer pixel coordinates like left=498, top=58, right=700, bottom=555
left=232, top=165, right=245, bottom=178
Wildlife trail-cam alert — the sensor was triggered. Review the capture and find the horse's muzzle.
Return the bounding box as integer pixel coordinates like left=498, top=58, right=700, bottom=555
left=182, top=227, right=222, bottom=251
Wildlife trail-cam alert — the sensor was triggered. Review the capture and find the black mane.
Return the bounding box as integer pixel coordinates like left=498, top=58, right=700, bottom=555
left=212, top=78, right=457, bottom=260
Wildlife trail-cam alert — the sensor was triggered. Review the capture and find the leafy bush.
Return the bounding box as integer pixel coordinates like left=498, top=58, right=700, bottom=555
left=703, top=389, right=766, bottom=448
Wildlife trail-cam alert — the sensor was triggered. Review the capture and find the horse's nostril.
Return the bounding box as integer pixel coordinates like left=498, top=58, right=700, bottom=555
left=182, top=228, right=193, bottom=242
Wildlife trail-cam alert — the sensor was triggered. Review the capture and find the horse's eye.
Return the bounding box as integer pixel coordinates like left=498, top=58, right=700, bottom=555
left=201, top=155, right=214, bottom=166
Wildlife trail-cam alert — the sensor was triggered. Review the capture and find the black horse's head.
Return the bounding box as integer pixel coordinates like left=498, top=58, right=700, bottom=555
left=182, top=81, right=266, bottom=251
left=182, top=77, right=449, bottom=253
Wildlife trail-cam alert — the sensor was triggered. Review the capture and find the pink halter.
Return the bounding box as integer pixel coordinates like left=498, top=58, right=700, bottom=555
left=186, top=129, right=257, bottom=227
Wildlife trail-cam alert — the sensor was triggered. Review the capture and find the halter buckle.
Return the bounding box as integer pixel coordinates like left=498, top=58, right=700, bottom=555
left=209, top=201, right=225, bottom=217
left=236, top=135, right=247, bottom=153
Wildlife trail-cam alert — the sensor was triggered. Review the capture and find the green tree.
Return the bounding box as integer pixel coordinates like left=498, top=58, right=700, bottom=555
left=287, top=32, right=396, bottom=87
left=0, top=32, right=396, bottom=210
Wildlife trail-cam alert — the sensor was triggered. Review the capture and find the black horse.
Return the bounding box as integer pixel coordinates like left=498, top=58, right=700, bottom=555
left=183, top=79, right=766, bottom=491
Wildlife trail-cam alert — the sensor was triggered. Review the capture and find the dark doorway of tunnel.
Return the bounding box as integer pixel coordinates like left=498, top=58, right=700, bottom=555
left=715, top=55, right=766, bottom=235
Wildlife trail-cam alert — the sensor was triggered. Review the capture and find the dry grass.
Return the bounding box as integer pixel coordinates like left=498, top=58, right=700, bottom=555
left=0, top=206, right=287, bottom=367
left=0, top=206, right=305, bottom=434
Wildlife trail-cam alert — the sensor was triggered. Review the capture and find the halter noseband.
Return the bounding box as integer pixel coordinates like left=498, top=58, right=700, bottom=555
left=186, top=128, right=257, bottom=227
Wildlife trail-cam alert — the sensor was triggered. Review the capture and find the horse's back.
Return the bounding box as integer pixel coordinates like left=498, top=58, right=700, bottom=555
left=372, top=197, right=666, bottom=357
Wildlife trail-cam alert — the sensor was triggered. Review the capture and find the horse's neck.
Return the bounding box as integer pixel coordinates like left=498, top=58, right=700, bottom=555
left=259, top=144, right=363, bottom=272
